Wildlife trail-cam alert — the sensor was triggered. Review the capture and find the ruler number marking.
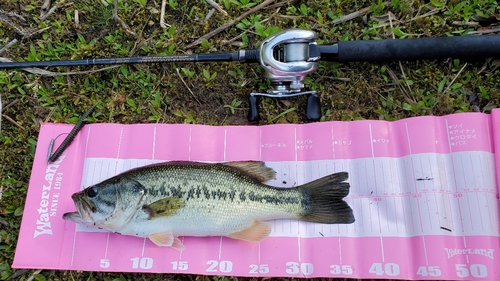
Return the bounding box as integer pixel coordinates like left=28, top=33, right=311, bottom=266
left=456, top=264, right=488, bottom=278
left=249, top=264, right=269, bottom=274
left=131, top=257, right=153, bottom=269
left=171, top=261, right=188, bottom=271
left=285, top=262, right=313, bottom=275
left=416, top=266, right=441, bottom=277
left=369, top=263, right=400, bottom=276
left=330, top=264, right=353, bottom=275
left=206, top=260, right=233, bottom=273
left=100, top=258, right=110, bottom=269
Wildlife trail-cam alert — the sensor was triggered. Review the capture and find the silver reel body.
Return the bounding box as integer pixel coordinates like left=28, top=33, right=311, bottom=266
left=248, top=29, right=322, bottom=121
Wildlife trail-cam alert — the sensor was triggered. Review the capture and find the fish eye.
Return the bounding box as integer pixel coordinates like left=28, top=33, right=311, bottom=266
left=87, top=187, right=98, bottom=198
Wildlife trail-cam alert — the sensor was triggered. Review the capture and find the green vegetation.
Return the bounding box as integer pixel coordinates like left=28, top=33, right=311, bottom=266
left=1, top=0, right=499, bottom=280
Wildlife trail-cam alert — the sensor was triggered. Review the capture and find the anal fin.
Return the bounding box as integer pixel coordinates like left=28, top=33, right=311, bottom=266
left=228, top=221, right=271, bottom=242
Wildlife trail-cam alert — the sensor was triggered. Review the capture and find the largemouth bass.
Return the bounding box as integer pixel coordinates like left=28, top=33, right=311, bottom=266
left=63, top=161, right=354, bottom=250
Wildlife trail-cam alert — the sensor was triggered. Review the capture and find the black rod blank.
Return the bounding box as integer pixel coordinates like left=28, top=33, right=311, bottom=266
left=0, top=51, right=260, bottom=69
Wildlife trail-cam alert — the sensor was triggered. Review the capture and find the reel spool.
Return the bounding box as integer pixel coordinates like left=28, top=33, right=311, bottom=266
left=248, top=29, right=322, bottom=122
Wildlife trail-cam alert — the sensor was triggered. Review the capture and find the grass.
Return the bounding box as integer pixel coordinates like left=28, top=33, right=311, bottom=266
left=1, top=0, right=499, bottom=280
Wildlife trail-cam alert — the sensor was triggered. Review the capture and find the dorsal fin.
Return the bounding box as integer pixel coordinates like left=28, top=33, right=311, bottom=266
left=223, top=161, right=276, bottom=183
left=143, top=197, right=185, bottom=219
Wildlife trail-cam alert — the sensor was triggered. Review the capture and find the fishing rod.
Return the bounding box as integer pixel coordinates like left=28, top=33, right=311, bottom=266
left=2, top=29, right=500, bottom=121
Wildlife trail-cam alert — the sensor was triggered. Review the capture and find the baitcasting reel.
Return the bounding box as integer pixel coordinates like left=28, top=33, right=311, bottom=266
left=248, top=29, right=322, bottom=122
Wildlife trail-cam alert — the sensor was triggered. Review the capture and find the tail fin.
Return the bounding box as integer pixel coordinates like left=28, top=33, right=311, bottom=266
left=298, top=172, right=355, bottom=224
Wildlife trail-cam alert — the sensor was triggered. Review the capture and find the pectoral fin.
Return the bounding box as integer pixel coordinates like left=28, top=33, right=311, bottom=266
left=228, top=221, right=271, bottom=242
left=143, top=197, right=185, bottom=219
left=149, top=231, right=175, bottom=247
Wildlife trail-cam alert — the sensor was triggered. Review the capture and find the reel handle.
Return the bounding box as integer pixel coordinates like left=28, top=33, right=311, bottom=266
left=247, top=95, right=260, bottom=122
left=306, top=94, right=321, bottom=121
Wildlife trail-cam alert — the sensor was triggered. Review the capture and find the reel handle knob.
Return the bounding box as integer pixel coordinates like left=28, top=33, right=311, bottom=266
left=247, top=95, right=260, bottom=122
left=306, top=94, right=321, bottom=121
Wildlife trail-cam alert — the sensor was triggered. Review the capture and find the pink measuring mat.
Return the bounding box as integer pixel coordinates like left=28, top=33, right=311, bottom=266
left=13, top=110, right=500, bottom=280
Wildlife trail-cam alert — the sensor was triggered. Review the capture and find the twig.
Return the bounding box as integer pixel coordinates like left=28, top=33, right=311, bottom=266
left=26, top=270, right=42, bottom=281
left=0, top=9, right=25, bottom=21
left=265, top=0, right=295, bottom=10
left=441, top=63, right=468, bottom=97
left=205, top=0, right=228, bottom=17
left=388, top=12, right=413, bottom=96
left=159, top=0, right=170, bottom=28
left=5, top=269, right=30, bottom=281
left=205, top=9, right=216, bottom=22
left=175, top=68, right=202, bottom=105
left=0, top=39, right=17, bottom=56
left=40, top=2, right=74, bottom=21
left=41, top=0, right=52, bottom=17
left=467, top=27, right=500, bottom=35
left=44, top=106, right=57, bottom=123
left=385, top=65, right=414, bottom=103
left=452, top=21, right=479, bottom=27
left=114, top=0, right=137, bottom=36
left=0, top=14, right=28, bottom=36
left=222, top=17, right=270, bottom=45
left=1, top=99, right=19, bottom=113
left=357, top=7, right=439, bottom=38
left=186, top=0, right=275, bottom=48
left=74, top=9, right=80, bottom=28
left=1, top=114, right=25, bottom=131
left=26, top=26, right=52, bottom=38
left=333, top=2, right=390, bottom=24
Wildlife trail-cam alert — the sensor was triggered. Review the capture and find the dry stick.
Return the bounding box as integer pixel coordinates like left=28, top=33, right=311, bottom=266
left=467, top=27, right=500, bottom=35
left=41, top=0, right=52, bottom=16
left=159, top=0, right=170, bottom=28
left=441, top=63, right=468, bottom=97
left=0, top=9, right=26, bottom=21
left=114, top=0, right=137, bottom=36
left=40, top=2, right=74, bottom=21
left=5, top=269, right=30, bottom=281
left=1, top=114, right=25, bottom=130
left=357, top=8, right=439, bottom=38
left=0, top=14, right=28, bottom=36
left=333, top=2, right=390, bottom=24
left=1, top=99, right=19, bottom=112
left=75, top=9, right=80, bottom=28
left=175, top=68, right=202, bottom=105
left=265, top=0, right=295, bottom=10
left=452, top=21, right=479, bottom=27
left=26, top=270, right=42, bottom=281
left=186, top=0, right=275, bottom=48
left=26, top=26, right=52, bottom=38
left=222, top=17, right=270, bottom=45
left=205, top=0, right=228, bottom=17
left=0, top=39, right=17, bottom=56
left=388, top=12, right=413, bottom=98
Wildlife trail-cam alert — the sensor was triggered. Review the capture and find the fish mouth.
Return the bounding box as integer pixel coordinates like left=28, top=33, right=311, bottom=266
left=62, top=211, right=85, bottom=224
left=62, top=192, right=94, bottom=224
